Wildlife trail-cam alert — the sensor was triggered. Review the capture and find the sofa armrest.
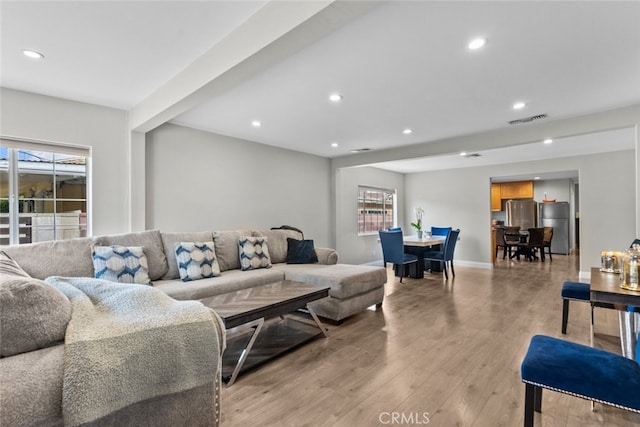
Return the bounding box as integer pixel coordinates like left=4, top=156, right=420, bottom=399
left=315, top=247, right=338, bottom=265
left=206, top=308, right=226, bottom=353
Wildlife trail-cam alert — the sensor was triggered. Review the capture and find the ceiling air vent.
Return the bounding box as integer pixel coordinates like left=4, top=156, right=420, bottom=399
left=464, top=153, right=482, bottom=158
left=350, top=148, right=372, bottom=153
left=508, top=114, right=547, bottom=125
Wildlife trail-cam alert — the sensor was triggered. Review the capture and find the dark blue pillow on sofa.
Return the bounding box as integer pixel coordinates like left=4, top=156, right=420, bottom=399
left=286, top=238, right=318, bottom=264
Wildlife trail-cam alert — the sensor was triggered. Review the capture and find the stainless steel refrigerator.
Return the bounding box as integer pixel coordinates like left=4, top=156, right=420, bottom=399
left=506, top=199, right=538, bottom=230
left=539, top=202, right=570, bottom=254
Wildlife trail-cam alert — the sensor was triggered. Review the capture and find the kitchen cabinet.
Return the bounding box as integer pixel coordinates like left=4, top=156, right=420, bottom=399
left=491, top=184, right=502, bottom=211
left=499, top=181, right=533, bottom=199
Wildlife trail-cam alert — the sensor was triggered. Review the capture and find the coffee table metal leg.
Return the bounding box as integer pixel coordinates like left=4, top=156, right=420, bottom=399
left=227, top=318, right=264, bottom=386
left=306, top=304, right=329, bottom=338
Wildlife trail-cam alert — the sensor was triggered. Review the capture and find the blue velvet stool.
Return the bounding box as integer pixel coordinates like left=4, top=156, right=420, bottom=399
left=561, top=281, right=591, bottom=334
left=521, top=335, right=640, bottom=427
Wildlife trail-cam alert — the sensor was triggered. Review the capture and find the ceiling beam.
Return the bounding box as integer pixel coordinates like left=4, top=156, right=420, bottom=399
left=129, top=0, right=379, bottom=133
left=331, top=104, right=640, bottom=169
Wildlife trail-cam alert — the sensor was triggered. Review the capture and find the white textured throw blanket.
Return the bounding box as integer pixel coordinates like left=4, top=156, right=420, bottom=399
left=45, top=276, right=222, bottom=426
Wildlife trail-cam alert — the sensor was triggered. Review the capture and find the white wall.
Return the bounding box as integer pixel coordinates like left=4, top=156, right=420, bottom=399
left=405, top=165, right=491, bottom=269
left=404, top=150, right=635, bottom=274
left=334, top=166, right=405, bottom=265
left=0, top=88, right=129, bottom=236
left=534, top=179, right=573, bottom=205
left=145, top=123, right=332, bottom=246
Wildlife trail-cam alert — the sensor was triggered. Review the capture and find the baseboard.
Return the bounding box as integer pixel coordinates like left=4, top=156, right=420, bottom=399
left=363, top=259, right=492, bottom=270
left=455, top=260, right=493, bottom=270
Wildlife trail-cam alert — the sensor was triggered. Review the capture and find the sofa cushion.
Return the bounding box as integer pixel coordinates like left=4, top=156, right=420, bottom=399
left=161, top=231, right=214, bottom=279
left=176, top=242, right=221, bottom=282
left=153, top=268, right=285, bottom=301
left=92, top=245, right=151, bottom=285
left=98, top=230, right=168, bottom=281
left=0, top=251, right=30, bottom=278
left=274, top=263, right=387, bottom=299
left=213, top=230, right=253, bottom=272
left=286, top=238, right=318, bottom=264
left=0, top=275, right=72, bottom=357
left=253, top=229, right=303, bottom=264
left=1, top=237, right=95, bottom=279
left=239, top=236, right=272, bottom=271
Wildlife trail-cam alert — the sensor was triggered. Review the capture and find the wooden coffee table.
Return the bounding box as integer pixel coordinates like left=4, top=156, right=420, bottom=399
left=199, top=280, right=329, bottom=385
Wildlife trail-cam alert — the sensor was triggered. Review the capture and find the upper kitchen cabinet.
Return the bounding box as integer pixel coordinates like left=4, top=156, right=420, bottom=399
left=491, top=184, right=502, bottom=211
left=499, top=181, right=534, bottom=199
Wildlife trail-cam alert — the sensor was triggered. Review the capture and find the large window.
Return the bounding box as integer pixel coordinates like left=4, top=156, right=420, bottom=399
left=1, top=138, right=90, bottom=245
left=357, top=186, right=396, bottom=235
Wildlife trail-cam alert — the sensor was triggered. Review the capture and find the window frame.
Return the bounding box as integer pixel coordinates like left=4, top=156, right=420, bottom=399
left=1, top=137, right=91, bottom=245
left=357, top=185, right=397, bottom=236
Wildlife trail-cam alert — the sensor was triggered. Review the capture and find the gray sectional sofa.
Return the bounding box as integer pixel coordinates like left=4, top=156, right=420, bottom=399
left=0, top=227, right=386, bottom=426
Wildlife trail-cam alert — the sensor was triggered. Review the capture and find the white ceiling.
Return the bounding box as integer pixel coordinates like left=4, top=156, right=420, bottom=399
left=1, top=1, right=639, bottom=175
left=0, top=0, right=267, bottom=109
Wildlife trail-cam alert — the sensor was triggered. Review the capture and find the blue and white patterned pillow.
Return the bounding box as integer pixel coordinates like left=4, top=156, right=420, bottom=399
left=239, top=236, right=272, bottom=271
left=92, top=245, right=151, bottom=285
left=175, top=241, right=220, bottom=282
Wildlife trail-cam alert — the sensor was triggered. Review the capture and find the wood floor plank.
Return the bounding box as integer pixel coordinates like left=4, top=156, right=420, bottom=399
left=220, top=255, right=640, bottom=426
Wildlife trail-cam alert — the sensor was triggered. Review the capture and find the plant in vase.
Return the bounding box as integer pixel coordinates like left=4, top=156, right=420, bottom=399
left=411, top=207, right=424, bottom=238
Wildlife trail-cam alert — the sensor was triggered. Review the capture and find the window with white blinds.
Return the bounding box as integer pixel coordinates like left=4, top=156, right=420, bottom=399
left=0, top=138, right=91, bottom=245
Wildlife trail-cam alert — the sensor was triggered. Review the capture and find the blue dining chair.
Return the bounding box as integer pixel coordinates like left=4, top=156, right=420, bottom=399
left=424, top=229, right=460, bottom=279
left=431, top=226, right=452, bottom=237
left=379, top=229, right=418, bottom=282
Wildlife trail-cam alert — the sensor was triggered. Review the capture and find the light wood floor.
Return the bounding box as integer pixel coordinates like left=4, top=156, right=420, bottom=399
left=220, top=254, right=640, bottom=426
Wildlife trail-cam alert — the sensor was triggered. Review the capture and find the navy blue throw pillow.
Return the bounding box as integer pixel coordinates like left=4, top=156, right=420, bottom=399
left=286, top=238, right=318, bottom=264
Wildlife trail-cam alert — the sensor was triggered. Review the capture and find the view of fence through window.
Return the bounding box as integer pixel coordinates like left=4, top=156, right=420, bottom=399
left=357, top=186, right=396, bottom=235
left=0, top=142, right=89, bottom=245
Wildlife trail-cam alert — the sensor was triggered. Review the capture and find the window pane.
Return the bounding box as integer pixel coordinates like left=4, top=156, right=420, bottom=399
left=0, top=170, right=8, bottom=213
left=3, top=144, right=89, bottom=244
left=357, top=186, right=396, bottom=235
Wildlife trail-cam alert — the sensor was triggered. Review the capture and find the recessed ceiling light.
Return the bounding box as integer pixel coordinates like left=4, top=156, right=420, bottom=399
left=468, top=38, right=486, bottom=50
left=534, top=176, right=541, bottom=180
left=513, top=102, right=526, bottom=110
left=460, top=152, right=467, bottom=157
left=543, top=139, right=553, bottom=144
left=402, top=128, right=413, bottom=135
left=251, top=120, right=261, bottom=127
left=329, top=93, right=343, bottom=102
left=331, top=142, right=339, bottom=148
left=22, top=49, right=44, bottom=59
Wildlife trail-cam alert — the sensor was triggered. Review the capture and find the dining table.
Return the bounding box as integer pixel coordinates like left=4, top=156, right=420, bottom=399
left=399, top=235, right=446, bottom=278
left=589, top=267, right=640, bottom=359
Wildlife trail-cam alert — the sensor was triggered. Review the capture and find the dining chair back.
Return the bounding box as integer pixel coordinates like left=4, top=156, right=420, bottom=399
left=542, top=226, right=554, bottom=261
left=423, top=228, right=460, bottom=279
left=503, top=226, right=521, bottom=259
left=519, top=227, right=545, bottom=262
left=379, top=230, right=418, bottom=283
left=444, top=229, right=460, bottom=263
left=431, top=226, right=452, bottom=236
